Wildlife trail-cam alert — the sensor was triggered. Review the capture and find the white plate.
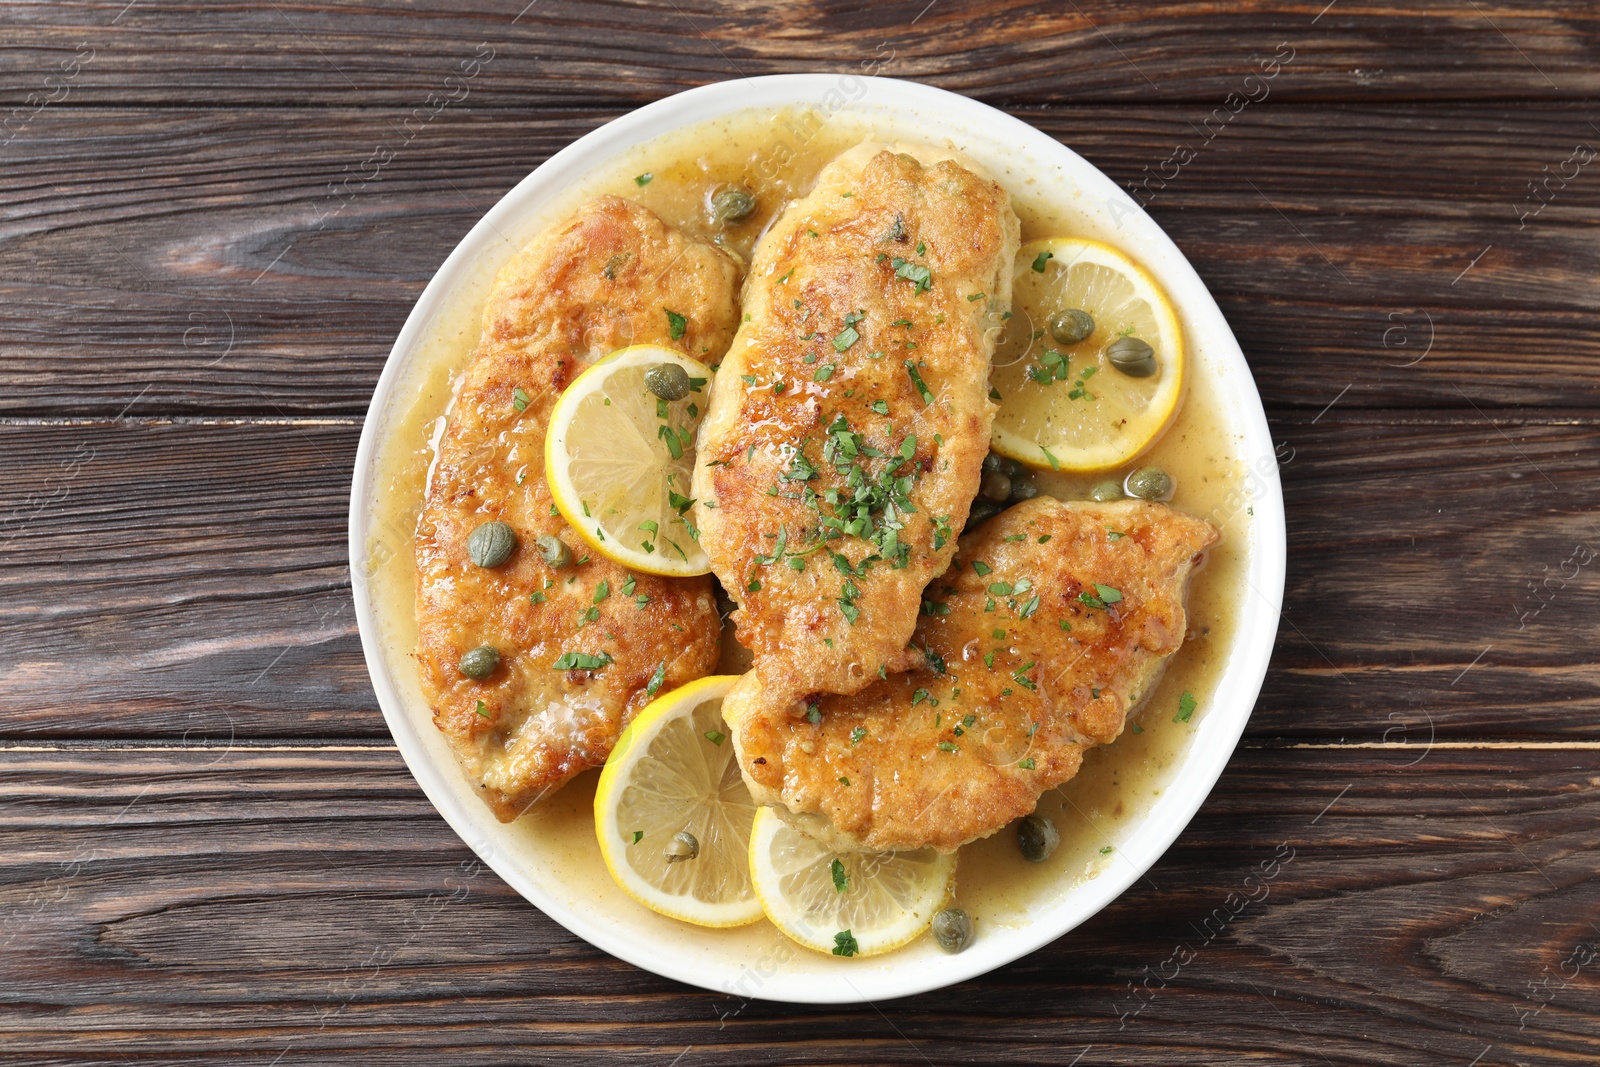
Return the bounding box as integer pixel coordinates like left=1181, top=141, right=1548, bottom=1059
left=349, top=75, right=1286, bottom=1004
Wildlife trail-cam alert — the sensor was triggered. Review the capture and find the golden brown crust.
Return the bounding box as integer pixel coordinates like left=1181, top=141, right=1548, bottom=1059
left=694, top=143, right=1021, bottom=698
left=415, top=195, right=739, bottom=820
left=724, top=498, right=1219, bottom=852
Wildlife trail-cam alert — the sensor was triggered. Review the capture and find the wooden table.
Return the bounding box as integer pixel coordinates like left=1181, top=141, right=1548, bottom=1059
left=4, top=3, right=1597, bottom=1063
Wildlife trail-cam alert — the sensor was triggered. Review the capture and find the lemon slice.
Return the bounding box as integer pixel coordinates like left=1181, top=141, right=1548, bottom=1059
left=748, top=806, right=954, bottom=957
left=594, top=675, right=762, bottom=927
left=546, top=344, right=713, bottom=576
left=989, top=238, right=1185, bottom=472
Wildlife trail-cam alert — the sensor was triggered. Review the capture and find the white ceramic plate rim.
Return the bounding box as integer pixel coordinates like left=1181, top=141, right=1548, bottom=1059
left=349, top=74, right=1286, bottom=1004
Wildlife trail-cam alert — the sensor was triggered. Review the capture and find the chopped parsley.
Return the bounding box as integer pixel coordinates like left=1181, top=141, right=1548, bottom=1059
left=1012, top=662, right=1038, bottom=690
left=850, top=727, right=867, bottom=745
left=1031, top=250, right=1054, bottom=272
left=1028, top=348, right=1072, bottom=385
left=704, top=730, right=726, bottom=746
left=833, top=930, right=859, bottom=957
left=646, top=661, right=667, bottom=698
left=632, top=830, right=644, bottom=843
left=831, top=858, right=849, bottom=893
left=512, top=387, right=531, bottom=412
left=1079, top=584, right=1123, bottom=610
left=905, top=360, right=934, bottom=404
left=634, top=173, right=653, bottom=186
left=833, top=311, right=863, bottom=351
left=891, top=256, right=933, bottom=295
left=1019, top=757, right=1035, bottom=770
left=1176, top=690, right=1197, bottom=723
left=665, top=309, right=687, bottom=340
left=553, top=651, right=613, bottom=671
left=474, top=700, right=489, bottom=718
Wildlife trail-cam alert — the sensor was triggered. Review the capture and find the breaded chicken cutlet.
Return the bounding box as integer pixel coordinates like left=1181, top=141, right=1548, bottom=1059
left=693, top=143, right=1021, bottom=699
left=416, top=195, right=740, bottom=820
left=723, top=498, right=1219, bottom=852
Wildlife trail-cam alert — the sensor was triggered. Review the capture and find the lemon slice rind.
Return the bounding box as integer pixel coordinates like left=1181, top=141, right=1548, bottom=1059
left=989, top=238, right=1185, bottom=473
left=546, top=344, right=713, bottom=576
left=594, top=675, right=763, bottom=928
left=748, top=806, right=954, bottom=957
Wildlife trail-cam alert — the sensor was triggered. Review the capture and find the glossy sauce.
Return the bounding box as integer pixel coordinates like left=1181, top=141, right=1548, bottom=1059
left=368, top=106, right=1253, bottom=942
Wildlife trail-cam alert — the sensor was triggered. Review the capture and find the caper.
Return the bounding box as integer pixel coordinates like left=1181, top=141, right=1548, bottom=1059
left=644, top=362, right=692, bottom=401
left=1003, top=456, right=1027, bottom=479
left=467, top=520, right=517, bottom=568
left=982, top=452, right=1007, bottom=474
left=537, top=534, right=573, bottom=568
left=1124, top=466, right=1174, bottom=502
left=458, top=645, right=500, bottom=680
left=1048, top=308, right=1095, bottom=345
left=968, top=499, right=1001, bottom=527
left=1017, top=812, right=1060, bottom=863
left=1088, top=479, right=1124, bottom=503
left=1105, top=335, right=1158, bottom=378
left=712, top=187, right=757, bottom=224
left=931, top=908, right=974, bottom=954
left=1009, top=478, right=1039, bottom=502
left=664, top=830, right=699, bottom=863
left=979, top=469, right=1012, bottom=503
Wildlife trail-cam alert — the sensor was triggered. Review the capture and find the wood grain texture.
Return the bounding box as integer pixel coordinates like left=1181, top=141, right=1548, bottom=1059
left=1, top=743, right=1596, bottom=1064
left=4, top=0, right=1599, bottom=1056
left=4, top=106, right=1599, bottom=417
left=1, top=414, right=1595, bottom=741
left=2, top=0, right=1599, bottom=107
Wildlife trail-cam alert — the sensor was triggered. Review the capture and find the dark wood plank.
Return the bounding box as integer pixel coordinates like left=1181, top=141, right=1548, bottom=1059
left=1, top=743, right=1596, bottom=1064
left=1, top=414, right=1596, bottom=741
left=0, top=419, right=372, bottom=739
left=4, top=105, right=1600, bottom=417
left=2, top=0, right=1597, bottom=108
